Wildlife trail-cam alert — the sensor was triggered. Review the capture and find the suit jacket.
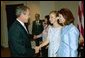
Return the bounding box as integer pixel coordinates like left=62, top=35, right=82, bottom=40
left=32, top=20, right=43, bottom=35
left=57, top=23, right=79, bottom=57
left=8, top=20, right=35, bottom=57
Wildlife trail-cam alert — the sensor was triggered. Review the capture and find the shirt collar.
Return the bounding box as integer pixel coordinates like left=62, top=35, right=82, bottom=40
left=17, top=18, right=25, bottom=27
left=17, top=18, right=28, bottom=33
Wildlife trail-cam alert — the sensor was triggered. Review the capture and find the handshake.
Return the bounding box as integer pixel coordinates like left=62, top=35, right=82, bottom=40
left=33, top=35, right=38, bottom=40
left=34, top=46, right=41, bottom=54
left=32, top=35, right=42, bottom=54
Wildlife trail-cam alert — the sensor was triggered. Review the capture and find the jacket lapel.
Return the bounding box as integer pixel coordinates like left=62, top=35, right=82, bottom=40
left=16, top=20, right=28, bottom=36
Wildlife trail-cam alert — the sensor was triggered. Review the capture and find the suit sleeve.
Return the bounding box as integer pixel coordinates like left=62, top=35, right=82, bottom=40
left=69, top=27, right=79, bottom=57
left=9, top=29, right=35, bottom=57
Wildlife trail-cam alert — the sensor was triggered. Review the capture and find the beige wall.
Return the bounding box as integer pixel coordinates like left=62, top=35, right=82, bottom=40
left=40, top=1, right=56, bottom=19
left=26, top=1, right=40, bottom=34
left=1, top=1, right=79, bottom=47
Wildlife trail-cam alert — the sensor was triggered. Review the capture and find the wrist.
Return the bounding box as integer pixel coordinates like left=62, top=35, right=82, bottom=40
left=39, top=45, right=42, bottom=49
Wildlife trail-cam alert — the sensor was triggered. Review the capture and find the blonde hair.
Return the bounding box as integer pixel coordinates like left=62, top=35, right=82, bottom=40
left=49, top=11, right=59, bottom=17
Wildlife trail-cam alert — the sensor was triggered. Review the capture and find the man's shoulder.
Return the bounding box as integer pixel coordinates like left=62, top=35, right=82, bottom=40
left=9, top=20, right=22, bottom=32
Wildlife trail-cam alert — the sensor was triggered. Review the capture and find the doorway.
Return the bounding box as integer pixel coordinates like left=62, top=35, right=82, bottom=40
left=6, top=4, right=23, bottom=30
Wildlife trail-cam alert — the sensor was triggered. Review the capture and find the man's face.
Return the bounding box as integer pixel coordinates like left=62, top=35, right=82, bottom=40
left=21, top=9, right=30, bottom=23
left=35, top=14, right=40, bottom=20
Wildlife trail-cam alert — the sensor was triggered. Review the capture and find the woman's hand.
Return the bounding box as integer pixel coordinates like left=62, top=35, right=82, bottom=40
left=34, top=46, right=40, bottom=54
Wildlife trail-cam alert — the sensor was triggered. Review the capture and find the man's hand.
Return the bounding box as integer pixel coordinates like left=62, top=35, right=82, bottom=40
left=45, top=45, right=48, bottom=49
left=33, top=35, right=38, bottom=40
left=34, top=46, right=40, bottom=54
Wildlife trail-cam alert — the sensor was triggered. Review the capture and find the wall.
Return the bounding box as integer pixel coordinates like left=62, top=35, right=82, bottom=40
left=40, top=1, right=56, bottom=19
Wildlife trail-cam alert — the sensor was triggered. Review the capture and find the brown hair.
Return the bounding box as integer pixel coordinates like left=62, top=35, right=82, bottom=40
left=58, top=8, right=74, bottom=25
left=45, top=15, right=50, bottom=25
left=16, top=5, right=30, bottom=17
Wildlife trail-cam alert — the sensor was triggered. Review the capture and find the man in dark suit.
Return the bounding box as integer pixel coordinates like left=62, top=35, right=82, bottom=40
left=8, top=5, right=38, bottom=57
left=32, top=14, right=43, bottom=46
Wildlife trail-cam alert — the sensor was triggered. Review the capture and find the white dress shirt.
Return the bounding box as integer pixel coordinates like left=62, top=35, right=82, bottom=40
left=17, top=19, right=28, bottom=33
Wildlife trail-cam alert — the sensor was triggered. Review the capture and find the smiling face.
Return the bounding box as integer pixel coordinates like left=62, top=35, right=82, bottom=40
left=21, top=9, right=30, bottom=23
left=20, top=9, right=30, bottom=23
left=49, top=13, right=60, bottom=25
left=16, top=5, right=30, bottom=23
left=49, top=13, right=56, bottom=24
left=58, top=13, right=65, bottom=25
left=58, top=8, right=74, bottom=25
